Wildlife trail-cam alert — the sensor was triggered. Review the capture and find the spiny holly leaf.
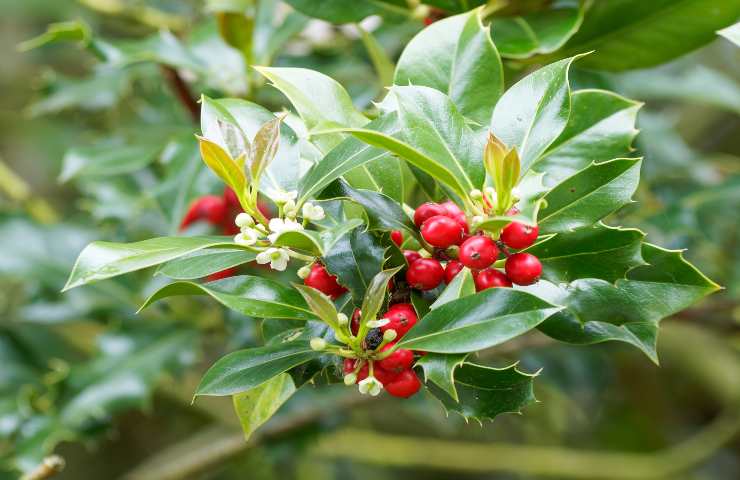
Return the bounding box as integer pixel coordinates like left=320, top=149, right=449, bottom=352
left=536, top=89, right=641, bottom=185
left=139, top=276, right=318, bottom=321
left=395, top=10, right=503, bottom=124
left=319, top=179, right=418, bottom=239
left=196, top=340, right=322, bottom=396
left=232, top=372, right=296, bottom=441
left=538, top=158, right=642, bottom=234
left=533, top=243, right=721, bottom=361
left=322, top=227, right=385, bottom=304
left=283, top=0, right=408, bottom=23
left=526, top=224, right=646, bottom=283
left=398, top=289, right=562, bottom=353
left=156, top=248, right=256, bottom=280
left=425, top=362, right=538, bottom=423
left=416, top=353, right=467, bottom=401
left=64, top=236, right=238, bottom=290
left=491, top=2, right=584, bottom=59
left=491, top=55, right=583, bottom=176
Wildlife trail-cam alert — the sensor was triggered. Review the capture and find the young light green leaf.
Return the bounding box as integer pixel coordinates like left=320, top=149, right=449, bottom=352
left=293, top=284, right=340, bottom=331
left=491, top=55, right=583, bottom=176
left=156, top=248, right=256, bottom=280
left=250, top=114, right=284, bottom=180
left=232, top=372, right=295, bottom=441
left=139, top=276, right=317, bottom=321
left=64, top=236, right=236, bottom=290
left=536, top=89, right=641, bottom=184
left=399, top=289, right=562, bottom=353
left=359, top=267, right=403, bottom=330
left=357, top=24, right=394, bottom=87
left=197, top=136, right=247, bottom=201
left=196, top=340, right=321, bottom=396
left=538, top=158, right=642, bottom=234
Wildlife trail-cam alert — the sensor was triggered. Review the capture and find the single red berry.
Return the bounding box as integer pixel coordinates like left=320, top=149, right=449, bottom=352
left=474, top=268, right=512, bottom=291
left=421, top=215, right=464, bottom=248
left=304, top=264, right=346, bottom=299
left=441, top=201, right=464, bottom=217
left=452, top=212, right=469, bottom=234
left=414, top=202, right=447, bottom=227
left=391, top=230, right=404, bottom=246
left=373, top=364, right=401, bottom=385
left=501, top=222, right=539, bottom=249
left=223, top=187, right=240, bottom=209
left=505, top=253, right=542, bottom=285
left=180, top=195, right=227, bottom=230
left=403, top=250, right=422, bottom=265
left=405, top=258, right=444, bottom=291
left=385, top=369, right=422, bottom=398
left=205, top=267, right=237, bottom=282
left=378, top=344, right=414, bottom=373
left=381, top=303, right=418, bottom=337
left=351, top=308, right=361, bottom=335
left=459, top=236, right=499, bottom=270
left=343, top=358, right=368, bottom=382
left=444, top=260, right=464, bottom=283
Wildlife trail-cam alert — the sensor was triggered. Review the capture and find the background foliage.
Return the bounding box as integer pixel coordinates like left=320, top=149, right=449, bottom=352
left=1, top=0, right=738, bottom=478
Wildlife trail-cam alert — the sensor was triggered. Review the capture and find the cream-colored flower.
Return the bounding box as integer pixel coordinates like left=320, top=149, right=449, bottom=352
left=267, top=218, right=303, bottom=243
left=358, top=376, right=383, bottom=396
left=302, top=202, right=325, bottom=221
left=283, top=200, right=298, bottom=219
left=255, top=247, right=290, bottom=271
left=266, top=188, right=297, bottom=204
left=234, top=228, right=260, bottom=246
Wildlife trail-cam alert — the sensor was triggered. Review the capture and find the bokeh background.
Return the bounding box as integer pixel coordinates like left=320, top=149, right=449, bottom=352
left=1, top=1, right=738, bottom=479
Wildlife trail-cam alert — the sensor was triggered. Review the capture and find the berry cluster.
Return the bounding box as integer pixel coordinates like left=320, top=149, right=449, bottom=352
left=400, top=201, right=543, bottom=291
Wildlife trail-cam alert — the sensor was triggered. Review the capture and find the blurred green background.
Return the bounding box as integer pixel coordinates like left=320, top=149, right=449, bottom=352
left=1, top=1, right=738, bottom=479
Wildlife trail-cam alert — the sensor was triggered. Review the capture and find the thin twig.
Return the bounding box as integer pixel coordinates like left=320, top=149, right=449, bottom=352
left=160, top=66, right=200, bottom=123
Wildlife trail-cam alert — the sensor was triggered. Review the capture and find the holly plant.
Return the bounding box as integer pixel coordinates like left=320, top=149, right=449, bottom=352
left=63, top=8, right=720, bottom=433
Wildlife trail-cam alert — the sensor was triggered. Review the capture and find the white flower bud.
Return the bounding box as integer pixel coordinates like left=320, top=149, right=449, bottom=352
left=234, top=213, right=254, bottom=228
left=367, top=318, right=390, bottom=328
left=310, top=337, right=327, bottom=351
left=297, top=264, right=312, bottom=279
left=302, top=202, right=325, bottom=221
left=470, top=188, right=482, bottom=200
left=383, top=329, right=397, bottom=342
left=472, top=215, right=484, bottom=225
left=337, top=313, right=349, bottom=326
left=344, top=373, right=357, bottom=385
left=283, top=200, right=298, bottom=218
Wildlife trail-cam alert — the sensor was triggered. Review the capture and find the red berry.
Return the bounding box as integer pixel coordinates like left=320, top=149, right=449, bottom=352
left=414, top=202, right=447, bottom=227
left=180, top=195, right=227, bottom=230
left=474, top=268, right=512, bottom=291
left=377, top=344, right=414, bottom=373
left=505, top=253, right=542, bottom=285
left=405, top=258, right=444, bottom=291
left=459, top=236, right=499, bottom=270
left=403, top=250, right=422, bottom=265
left=391, top=230, right=404, bottom=246
left=501, top=222, right=539, bottom=249
left=385, top=370, right=422, bottom=398
left=351, top=308, right=361, bottom=335
left=343, top=358, right=368, bottom=382
left=304, top=264, right=346, bottom=299
left=381, top=304, right=418, bottom=337
left=452, top=212, right=469, bottom=234
left=441, top=201, right=463, bottom=217
left=444, top=260, right=464, bottom=283
left=420, top=215, right=464, bottom=248
left=223, top=187, right=240, bottom=209
left=205, top=267, right=237, bottom=282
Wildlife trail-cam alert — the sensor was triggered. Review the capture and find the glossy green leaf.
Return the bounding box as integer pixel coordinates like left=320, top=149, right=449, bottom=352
left=359, top=267, right=402, bottom=330
left=139, top=276, right=317, bottom=321
left=554, top=0, right=740, bottom=71
left=538, top=158, right=642, bottom=233
left=416, top=353, right=467, bottom=401
left=426, top=362, right=538, bottom=423
left=64, top=236, right=236, bottom=290
left=491, top=55, right=582, bottom=176
left=283, top=0, right=408, bottom=23
left=430, top=267, right=475, bottom=310
left=526, top=224, right=645, bottom=283
left=196, top=340, right=321, bottom=396
left=395, top=11, right=503, bottom=124
left=255, top=66, right=368, bottom=153
left=272, top=230, right=323, bottom=255
left=156, top=248, right=256, bottom=280
left=535, top=244, right=720, bottom=361
left=17, top=20, right=91, bottom=51
left=232, top=372, right=295, bottom=441
left=59, top=140, right=162, bottom=183
left=319, top=180, right=417, bottom=238
left=536, top=89, right=641, bottom=184
left=491, top=2, right=583, bottom=59
left=322, top=228, right=385, bottom=304
left=293, top=284, right=341, bottom=332
left=398, top=289, right=562, bottom=353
